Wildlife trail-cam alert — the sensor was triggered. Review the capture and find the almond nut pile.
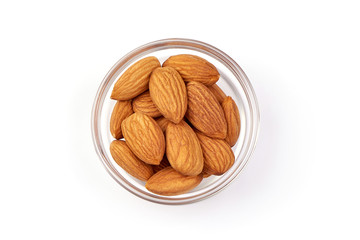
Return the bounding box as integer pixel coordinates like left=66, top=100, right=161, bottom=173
left=109, top=54, right=241, bottom=196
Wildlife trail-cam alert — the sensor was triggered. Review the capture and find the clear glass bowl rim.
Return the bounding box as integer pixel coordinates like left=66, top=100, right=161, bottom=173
left=91, top=38, right=260, bottom=205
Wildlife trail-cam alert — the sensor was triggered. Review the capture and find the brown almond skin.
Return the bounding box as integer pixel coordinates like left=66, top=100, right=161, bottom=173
left=121, top=112, right=165, bottom=165
left=132, top=91, right=162, bottom=118
left=186, top=81, right=227, bottom=139
left=202, top=170, right=212, bottom=178
left=149, top=67, right=187, bottom=123
left=196, top=131, right=235, bottom=175
left=155, top=117, right=171, bottom=132
left=145, top=167, right=203, bottom=196
left=110, top=140, right=153, bottom=181
left=166, top=121, right=203, bottom=176
left=208, top=84, right=226, bottom=103
left=222, top=96, right=241, bottom=146
left=111, top=56, right=161, bottom=100
left=163, top=54, right=220, bottom=86
left=110, top=100, right=133, bottom=139
left=152, top=156, right=171, bottom=173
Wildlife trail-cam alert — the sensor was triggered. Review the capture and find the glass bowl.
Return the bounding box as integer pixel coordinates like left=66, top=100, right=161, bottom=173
left=91, top=38, right=260, bottom=204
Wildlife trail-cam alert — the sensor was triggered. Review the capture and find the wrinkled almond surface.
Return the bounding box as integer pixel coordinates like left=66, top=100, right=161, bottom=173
left=121, top=112, right=165, bottom=165
left=196, top=131, right=235, bottom=175
left=149, top=67, right=187, bottom=123
left=186, top=81, right=227, bottom=139
left=208, top=84, right=226, bottom=103
left=155, top=117, right=172, bottom=132
left=110, top=100, right=133, bottom=139
left=202, top=170, right=212, bottom=178
left=145, top=167, right=203, bottom=196
left=111, top=56, right=160, bottom=100
left=110, top=140, right=153, bottom=181
left=222, top=96, right=241, bottom=146
left=166, top=120, right=203, bottom=176
left=132, top=91, right=162, bottom=118
left=163, top=54, right=219, bottom=86
left=152, top=156, right=171, bottom=173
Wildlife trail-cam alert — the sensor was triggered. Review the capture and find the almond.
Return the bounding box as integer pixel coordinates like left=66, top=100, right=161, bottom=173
left=110, top=100, right=133, bottom=139
left=166, top=120, right=203, bottom=176
left=110, top=140, right=153, bottom=181
left=149, top=67, right=187, bottom=123
left=132, top=91, right=162, bottom=118
left=208, top=84, right=226, bottom=103
left=163, top=54, right=219, bottom=86
left=152, top=156, right=171, bottom=173
left=155, top=117, right=171, bottom=132
left=111, top=56, right=160, bottom=100
left=196, top=131, right=235, bottom=175
left=222, top=96, right=241, bottom=146
left=202, top=170, right=212, bottom=178
left=121, top=112, right=165, bottom=165
left=145, top=167, right=203, bottom=196
left=186, top=81, right=227, bottom=139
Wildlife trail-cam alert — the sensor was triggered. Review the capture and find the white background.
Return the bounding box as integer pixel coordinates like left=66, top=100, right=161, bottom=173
left=0, top=0, right=359, bottom=239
